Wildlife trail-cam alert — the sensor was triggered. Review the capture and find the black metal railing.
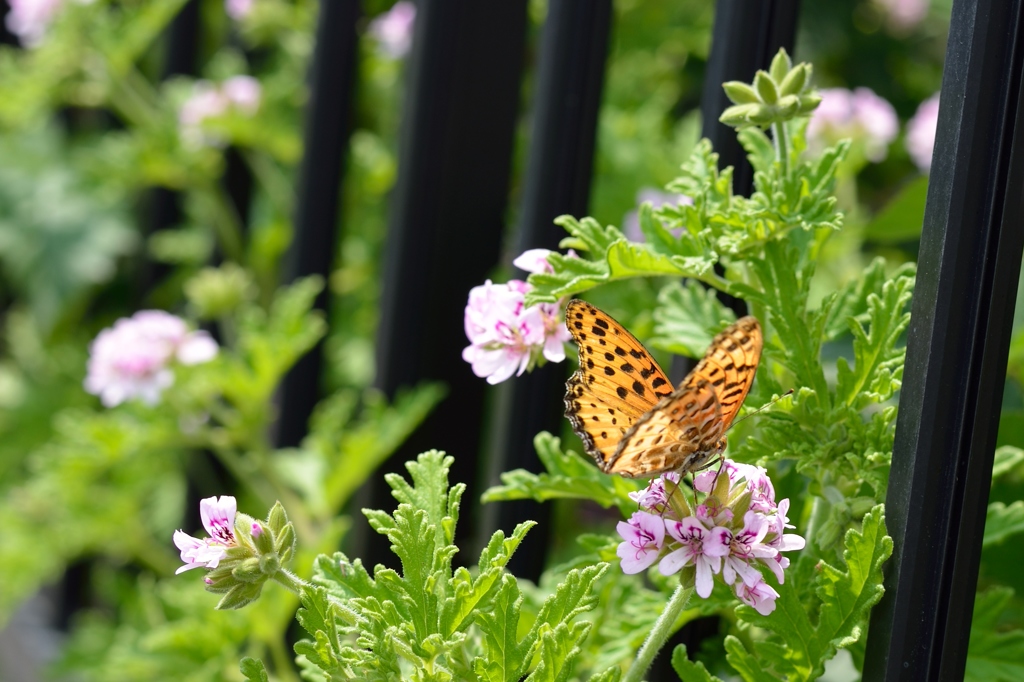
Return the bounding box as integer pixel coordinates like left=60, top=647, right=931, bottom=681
left=864, top=0, right=1024, bottom=679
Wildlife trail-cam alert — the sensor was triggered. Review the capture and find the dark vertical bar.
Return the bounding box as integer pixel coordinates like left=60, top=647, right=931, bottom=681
left=274, top=0, right=360, bottom=448
left=142, top=0, right=202, bottom=295
left=481, top=0, right=613, bottom=581
left=863, top=1, right=1024, bottom=679
left=670, top=0, right=799, bottom=382
left=0, top=0, right=18, bottom=45
left=700, top=0, right=799, bottom=191
left=362, top=1, right=528, bottom=568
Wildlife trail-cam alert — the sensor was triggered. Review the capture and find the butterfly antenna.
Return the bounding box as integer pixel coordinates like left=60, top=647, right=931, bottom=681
left=727, top=388, right=794, bottom=432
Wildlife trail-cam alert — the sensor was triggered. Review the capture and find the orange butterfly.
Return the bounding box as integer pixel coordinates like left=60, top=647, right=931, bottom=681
left=564, top=299, right=762, bottom=478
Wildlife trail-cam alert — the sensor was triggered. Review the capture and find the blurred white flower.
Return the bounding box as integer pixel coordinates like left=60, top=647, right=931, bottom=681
left=807, top=87, right=899, bottom=163
left=179, top=77, right=262, bottom=148
left=368, top=1, right=416, bottom=58
left=906, top=93, right=940, bottom=173
left=85, top=310, right=218, bottom=407
left=623, top=188, right=691, bottom=242
left=225, top=0, right=253, bottom=21
left=222, top=75, right=262, bottom=113
left=874, top=0, right=930, bottom=31
left=6, top=0, right=66, bottom=46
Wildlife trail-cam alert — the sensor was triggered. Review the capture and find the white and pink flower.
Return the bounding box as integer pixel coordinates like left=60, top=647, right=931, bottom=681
left=84, top=310, right=218, bottom=407
left=615, top=511, right=666, bottom=574
left=807, top=87, right=899, bottom=163
left=660, top=518, right=731, bottom=598
left=173, top=496, right=238, bottom=574
left=462, top=249, right=571, bottom=385
left=225, top=0, right=253, bottom=21
left=615, top=459, right=804, bottom=614
left=368, top=1, right=416, bottom=59
left=179, top=77, right=262, bottom=148
left=906, top=93, right=940, bottom=174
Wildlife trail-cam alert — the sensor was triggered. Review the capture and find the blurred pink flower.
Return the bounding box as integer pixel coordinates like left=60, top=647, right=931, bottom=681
left=6, top=0, right=67, bottom=46
left=807, top=87, right=899, bottom=162
left=225, top=0, right=253, bottom=21
left=368, top=1, right=416, bottom=59
left=874, top=0, right=929, bottom=31
left=906, top=93, right=940, bottom=173
left=85, top=310, right=218, bottom=407
left=623, top=188, right=691, bottom=242
left=173, top=496, right=237, bottom=574
left=179, top=77, right=262, bottom=148
left=222, top=75, right=262, bottom=113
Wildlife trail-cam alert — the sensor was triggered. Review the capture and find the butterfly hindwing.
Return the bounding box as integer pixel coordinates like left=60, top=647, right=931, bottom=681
left=564, top=299, right=674, bottom=470
left=606, top=378, right=723, bottom=477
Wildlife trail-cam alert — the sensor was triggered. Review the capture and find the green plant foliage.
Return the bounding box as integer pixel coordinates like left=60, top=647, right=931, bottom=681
left=487, top=50, right=911, bottom=679
left=257, top=451, right=609, bottom=681
left=966, top=587, right=1024, bottom=682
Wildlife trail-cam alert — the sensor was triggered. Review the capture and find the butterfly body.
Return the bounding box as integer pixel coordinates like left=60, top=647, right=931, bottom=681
left=564, top=299, right=762, bottom=478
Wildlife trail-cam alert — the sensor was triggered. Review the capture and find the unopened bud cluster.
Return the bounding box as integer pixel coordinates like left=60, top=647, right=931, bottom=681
left=719, top=49, right=821, bottom=129
left=174, top=496, right=296, bottom=609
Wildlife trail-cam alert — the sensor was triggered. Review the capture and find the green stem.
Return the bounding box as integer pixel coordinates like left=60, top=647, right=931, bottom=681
left=197, top=184, right=246, bottom=262
left=266, top=636, right=301, bottom=682
left=273, top=568, right=311, bottom=595
left=623, top=583, right=693, bottom=682
left=772, top=120, right=790, bottom=178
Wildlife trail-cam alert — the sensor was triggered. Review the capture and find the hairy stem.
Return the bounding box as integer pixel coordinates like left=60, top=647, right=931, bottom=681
left=623, top=582, right=693, bottom=682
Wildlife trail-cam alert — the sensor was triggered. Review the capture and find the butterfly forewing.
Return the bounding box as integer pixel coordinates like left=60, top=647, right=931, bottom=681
left=564, top=299, right=674, bottom=469
left=564, top=300, right=763, bottom=479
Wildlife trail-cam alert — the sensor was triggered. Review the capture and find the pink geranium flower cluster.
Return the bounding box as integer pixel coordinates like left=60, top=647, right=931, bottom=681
left=173, top=496, right=238, bottom=575
left=84, top=310, right=218, bottom=407
left=462, top=249, right=571, bottom=385
left=616, top=461, right=804, bottom=615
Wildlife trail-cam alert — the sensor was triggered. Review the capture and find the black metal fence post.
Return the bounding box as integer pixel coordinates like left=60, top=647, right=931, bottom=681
left=864, top=0, right=1024, bottom=679
left=669, top=0, right=799, bottom=383
left=360, top=1, right=529, bottom=569
left=274, top=0, right=361, bottom=448
left=480, top=0, right=613, bottom=581
left=142, top=0, right=202, bottom=296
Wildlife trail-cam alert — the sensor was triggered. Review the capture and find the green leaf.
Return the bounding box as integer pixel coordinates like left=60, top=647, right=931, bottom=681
left=649, top=279, right=737, bottom=356
left=863, top=176, right=929, bottom=243
left=966, top=588, right=1024, bottom=682
left=671, top=644, right=723, bottom=681
left=728, top=506, right=891, bottom=681
left=984, top=501, right=1024, bottom=547
left=481, top=432, right=643, bottom=516
left=526, top=621, right=594, bottom=682
left=474, top=574, right=532, bottom=682
left=993, top=445, right=1024, bottom=480
left=524, top=215, right=719, bottom=305
left=723, top=635, right=778, bottom=682
left=239, top=657, right=270, bottom=682
left=834, top=266, right=915, bottom=408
